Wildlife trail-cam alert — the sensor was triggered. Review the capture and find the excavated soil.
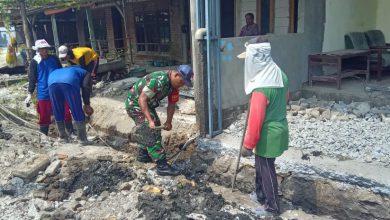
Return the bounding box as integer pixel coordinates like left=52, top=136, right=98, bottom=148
left=137, top=184, right=253, bottom=220
left=42, top=159, right=136, bottom=201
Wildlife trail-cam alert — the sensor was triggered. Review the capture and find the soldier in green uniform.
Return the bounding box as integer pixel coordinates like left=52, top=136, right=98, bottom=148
left=125, top=65, right=193, bottom=176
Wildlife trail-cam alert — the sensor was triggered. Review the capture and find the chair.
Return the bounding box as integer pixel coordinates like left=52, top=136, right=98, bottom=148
left=345, top=31, right=390, bottom=80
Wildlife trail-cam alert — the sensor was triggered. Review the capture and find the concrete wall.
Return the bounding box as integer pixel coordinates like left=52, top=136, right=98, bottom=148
left=376, top=0, right=390, bottom=41
left=322, top=0, right=378, bottom=52
left=220, top=0, right=325, bottom=110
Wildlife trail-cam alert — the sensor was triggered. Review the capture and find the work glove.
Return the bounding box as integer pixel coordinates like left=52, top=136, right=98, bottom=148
left=241, top=146, right=254, bottom=157
left=24, top=94, right=32, bottom=107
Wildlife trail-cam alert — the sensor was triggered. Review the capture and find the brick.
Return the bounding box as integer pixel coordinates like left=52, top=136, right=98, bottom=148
left=56, top=152, right=68, bottom=160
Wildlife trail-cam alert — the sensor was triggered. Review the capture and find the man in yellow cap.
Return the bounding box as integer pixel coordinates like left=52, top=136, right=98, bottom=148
left=58, top=45, right=99, bottom=79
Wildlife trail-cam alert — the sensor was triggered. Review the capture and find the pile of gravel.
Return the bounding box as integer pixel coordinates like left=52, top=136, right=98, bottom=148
left=223, top=97, right=390, bottom=166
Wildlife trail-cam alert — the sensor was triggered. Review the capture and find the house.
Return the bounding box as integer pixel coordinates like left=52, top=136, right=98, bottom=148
left=5, top=0, right=191, bottom=66
left=191, top=0, right=390, bottom=136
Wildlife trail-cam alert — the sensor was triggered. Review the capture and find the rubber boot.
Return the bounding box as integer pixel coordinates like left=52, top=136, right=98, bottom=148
left=156, top=158, right=180, bottom=176
left=137, top=148, right=153, bottom=163
left=39, top=125, right=49, bottom=135
left=65, top=122, right=74, bottom=135
left=74, top=121, right=92, bottom=146
left=55, top=121, right=69, bottom=143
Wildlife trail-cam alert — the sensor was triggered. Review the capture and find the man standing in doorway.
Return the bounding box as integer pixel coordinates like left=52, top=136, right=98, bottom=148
left=58, top=45, right=99, bottom=79
left=25, top=39, right=73, bottom=135
left=239, top=13, right=260, bottom=37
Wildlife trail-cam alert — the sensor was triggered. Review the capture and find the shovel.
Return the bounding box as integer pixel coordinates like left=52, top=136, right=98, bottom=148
left=231, top=98, right=251, bottom=190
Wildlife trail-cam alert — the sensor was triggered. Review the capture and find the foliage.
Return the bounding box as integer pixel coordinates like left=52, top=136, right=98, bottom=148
left=0, top=0, right=85, bottom=24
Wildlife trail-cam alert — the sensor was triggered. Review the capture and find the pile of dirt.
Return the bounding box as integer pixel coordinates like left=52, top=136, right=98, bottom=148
left=42, top=159, right=136, bottom=201
left=137, top=183, right=252, bottom=219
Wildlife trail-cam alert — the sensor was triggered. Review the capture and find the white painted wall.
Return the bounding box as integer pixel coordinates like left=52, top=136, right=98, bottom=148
left=376, top=0, right=390, bottom=41
left=322, top=0, right=378, bottom=52
left=274, top=0, right=290, bottom=34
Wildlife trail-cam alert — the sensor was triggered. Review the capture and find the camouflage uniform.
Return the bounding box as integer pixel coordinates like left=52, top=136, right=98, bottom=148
left=125, top=71, right=179, bottom=161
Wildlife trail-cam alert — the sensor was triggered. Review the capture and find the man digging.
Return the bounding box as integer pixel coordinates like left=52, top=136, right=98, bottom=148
left=125, top=65, right=193, bottom=176
left=48, top=66, right=94, bottom=145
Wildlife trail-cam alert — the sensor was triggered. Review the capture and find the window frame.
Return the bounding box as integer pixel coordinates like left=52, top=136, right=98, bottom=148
left=134, top=9, right=171, bottom=53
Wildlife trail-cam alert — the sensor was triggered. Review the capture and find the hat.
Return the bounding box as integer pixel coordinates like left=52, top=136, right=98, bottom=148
left=177, top=65, right=194, bottom=87
left=32, top=39, right=50, bottom=50
left=58, top=45, right=69, bottom=58
left=237, top=35, right=270, bottom=59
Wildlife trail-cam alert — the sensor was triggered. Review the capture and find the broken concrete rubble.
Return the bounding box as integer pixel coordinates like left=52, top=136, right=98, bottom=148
left=13, top=154, right=50, bottom=180
left=44, top=160, right=61, bottom=177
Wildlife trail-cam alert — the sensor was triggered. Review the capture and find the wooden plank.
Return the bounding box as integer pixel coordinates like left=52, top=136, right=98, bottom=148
left=85, top=8, right=97, bottom=51
left=50, top=15, right=59, bottom=54
left=288, top=0, right=295, bottom=33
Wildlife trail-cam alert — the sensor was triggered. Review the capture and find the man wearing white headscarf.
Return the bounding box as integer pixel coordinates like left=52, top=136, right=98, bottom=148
left=238, top=36, right=289, bottom=216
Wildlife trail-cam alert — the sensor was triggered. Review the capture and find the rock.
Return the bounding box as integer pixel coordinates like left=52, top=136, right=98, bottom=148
left=94, top=81, right=105, bottom=89
left=1, top=184, right=16, bottom=196
left=186, top=213, right=207, bottom=220
left=33, top=190, right=48, bottom=199
left=36, top=174, right=47, bottom=183
left=98, top=191, right=110, bottom=201
left=51, top=207, right=75, bottom=219
left=142, top=185, right=164, bottom=194
left=13, top=154, right=50, bottom=180
left=33, top=199, right=55, bottom=212
left=381, top=114, right=390, bottom=123
left=73, top=189, right=84, bottom=201
left=352, top=102, right=371, bottom=117
left=300, top=102, right=309, bottom=109
left=321, top=109, right=331, bottom=120
left=97, top=155, right=113, bottom=161
left=290, top=105, right=302, bottom=111
left=68, top=201, right=83, bottom=211
left=44, top=160, right=61, bottom=177
left=208, top=155, right=234, bottom=174
left=119, top=182, right=132, bottom=191
left=307, top=108, right=320, bottom=119
left=47, top=188, right=65, bottom=201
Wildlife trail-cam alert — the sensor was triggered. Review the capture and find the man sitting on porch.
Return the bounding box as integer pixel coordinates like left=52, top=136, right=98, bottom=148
left=239, top=13, right=260, bottom=37
left=58, top=45, right=99, bottom=79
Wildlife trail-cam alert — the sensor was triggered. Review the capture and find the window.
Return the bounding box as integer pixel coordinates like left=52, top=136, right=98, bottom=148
left=234, top=0, right=304, bottom=36
left=135, top=10, right=171, bottom=52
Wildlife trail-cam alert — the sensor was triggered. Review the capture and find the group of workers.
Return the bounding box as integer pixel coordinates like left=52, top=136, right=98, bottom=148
left=25, top=33, right=287, bottom=217
left=25, top=39, right=97, bottom=144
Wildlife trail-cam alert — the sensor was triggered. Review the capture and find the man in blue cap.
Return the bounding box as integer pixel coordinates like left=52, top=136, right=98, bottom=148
left=125, top=65, right=193, bottom=176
